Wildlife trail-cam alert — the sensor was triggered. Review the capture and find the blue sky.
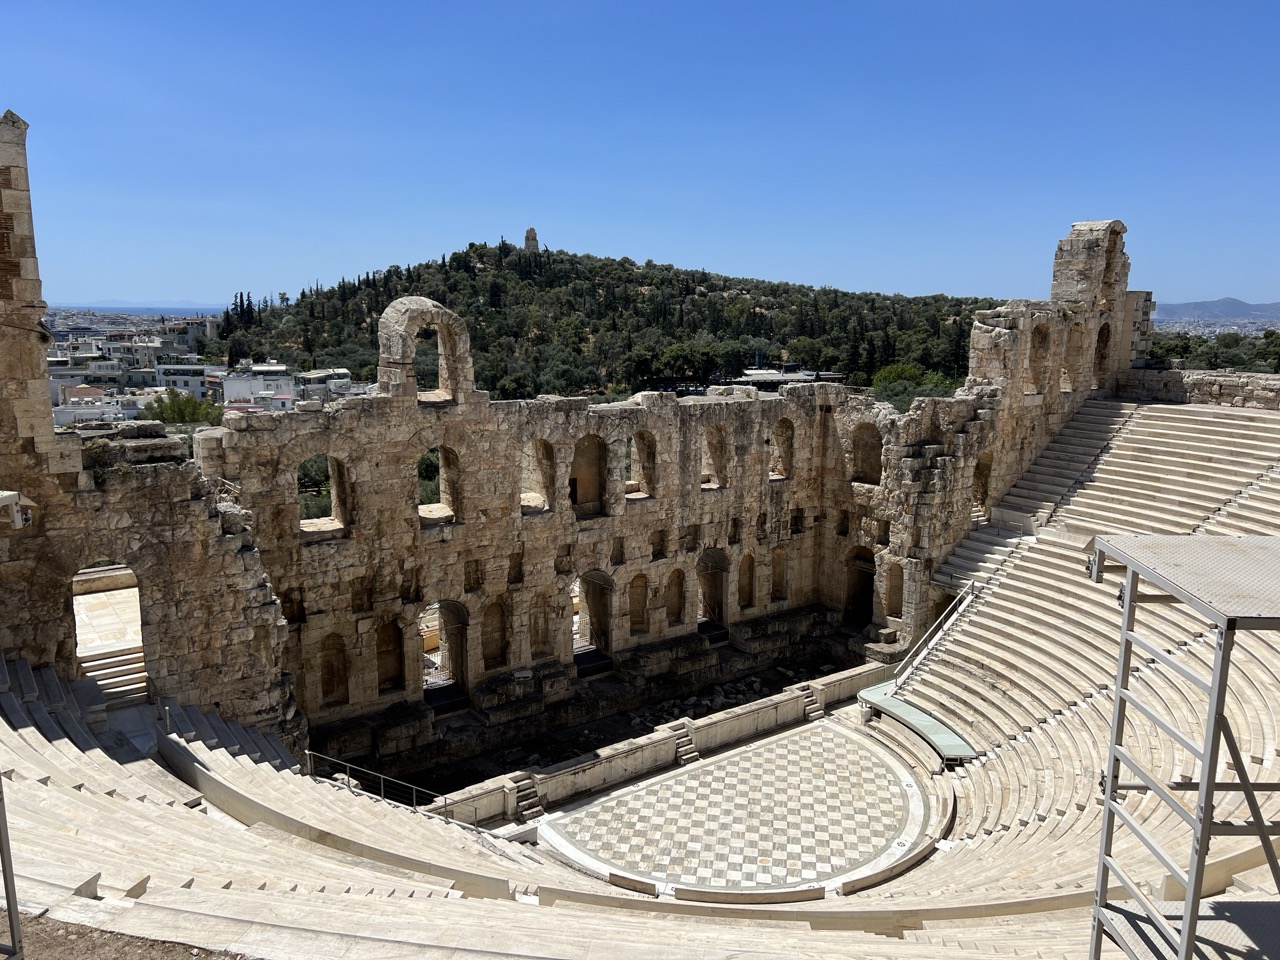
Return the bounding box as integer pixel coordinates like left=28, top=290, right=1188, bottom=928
left=6, top=2, right=1278, bottom=306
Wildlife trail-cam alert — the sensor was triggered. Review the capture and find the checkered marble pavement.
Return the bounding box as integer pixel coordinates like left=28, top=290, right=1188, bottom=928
left=543, top=722, right=922, bottom=890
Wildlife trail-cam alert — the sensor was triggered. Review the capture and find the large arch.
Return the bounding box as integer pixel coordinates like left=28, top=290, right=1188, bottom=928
left=437, top=601, right=470, bottom=689
left=572, top=571, right=614, bottom=654
left=377, top=296, right=477, bottom=401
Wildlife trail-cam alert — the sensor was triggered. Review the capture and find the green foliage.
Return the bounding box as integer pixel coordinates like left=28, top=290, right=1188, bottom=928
left=141, top=387, right=223, bottom=426
left=871, top=362, right=964, bottom=412
left=1149, top=329, right=1280, bottom=373
left=205, top=243, right=1000, bottom=399
left=872, top=362, right=927, bottom=388
left=417, top=451, right=440, bottom=504
left=297, top=454, right=331, bottom=520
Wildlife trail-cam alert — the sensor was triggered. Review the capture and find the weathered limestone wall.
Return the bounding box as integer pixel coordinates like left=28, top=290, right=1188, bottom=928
left=1, top=111, right=1153, bottom=764
left=0, top=113, right=295, bottom=741
left=1118, top=368, right=1280, bottom=410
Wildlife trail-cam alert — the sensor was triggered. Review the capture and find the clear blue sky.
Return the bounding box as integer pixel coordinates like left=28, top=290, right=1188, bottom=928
left=6, top=2, right=1278, bottom=307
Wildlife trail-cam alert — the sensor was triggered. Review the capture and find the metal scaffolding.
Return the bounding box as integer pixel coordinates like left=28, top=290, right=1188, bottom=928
left=1088, top=534, right=1280, bottom=960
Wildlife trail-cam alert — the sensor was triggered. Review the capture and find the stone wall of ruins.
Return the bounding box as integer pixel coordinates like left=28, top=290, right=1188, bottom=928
left=0, top=113, right=295, bottom=741
left=1118, top=368, right=1280, bottom=409
left=0, top=110, right=1146, bottom=762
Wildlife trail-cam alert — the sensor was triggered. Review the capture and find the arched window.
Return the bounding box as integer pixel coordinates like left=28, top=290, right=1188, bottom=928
left=737, top=553, right=756, bottom=610
left=1028, top=323, right=1051, bottom=394
left=665, top=569, right=685, bottom=626
left=320, top=634, right=349, bottom=705
left=418, top=446, right=461, bottom=525
left=629, top=574, right=649, bottom=635
left=770, top=546, right=788, bottom=602
left=572, top=572, right=613, bottom=653
left=570, top=435, right=607, bottom=518
left=696, top=548, right=728, bottom=626
left=701, top=424, right=729, bottom=489
left=481, top=601, right=508, bottom=670
left=376, top=621, right=405, bottom=693
left=769, top=418, right=794, bottom=480
left=520, top=439, right=556, bottom=515
left=298, top=454, right=352, bottom=535
left=437, top=601, right=470, bottom=689
left=626, top=431, right=658, bottom=499
left=850, top=424, right=882, bottom=486
left=885, top=562, right=904, bottom=619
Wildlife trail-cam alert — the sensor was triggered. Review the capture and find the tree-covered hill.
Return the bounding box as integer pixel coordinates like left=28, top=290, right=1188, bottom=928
left=204, top=240, right=1000, bottom=401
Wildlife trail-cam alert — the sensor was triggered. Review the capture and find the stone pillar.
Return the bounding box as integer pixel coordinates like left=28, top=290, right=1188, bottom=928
left=524, top=227, right=538, bottom=253
left=0, top=110, right=80, bottom=482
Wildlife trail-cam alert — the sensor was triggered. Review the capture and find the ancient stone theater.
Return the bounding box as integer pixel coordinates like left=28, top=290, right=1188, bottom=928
left=3, top=110, right=1279, bottom=957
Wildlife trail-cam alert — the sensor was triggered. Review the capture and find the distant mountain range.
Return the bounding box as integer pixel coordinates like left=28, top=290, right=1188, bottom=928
left=1153, top=298, right=1280, bottom=322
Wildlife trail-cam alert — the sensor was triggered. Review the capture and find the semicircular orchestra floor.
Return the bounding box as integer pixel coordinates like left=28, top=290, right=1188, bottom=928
left=538, top=718, right=927, bottom=896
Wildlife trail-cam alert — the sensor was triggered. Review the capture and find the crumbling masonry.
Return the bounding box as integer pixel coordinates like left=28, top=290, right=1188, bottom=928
left=1, top=110, right=1167, bottom=760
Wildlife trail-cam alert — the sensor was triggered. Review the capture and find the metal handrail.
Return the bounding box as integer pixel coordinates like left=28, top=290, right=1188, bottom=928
left=893, top=580, right=978, bottom=688
left=304, top=750, right=483, bottom=829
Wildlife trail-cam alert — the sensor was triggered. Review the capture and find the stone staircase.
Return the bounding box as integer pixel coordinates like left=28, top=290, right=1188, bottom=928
left=77, top=643, right=148, bottom=709
left=994, top=398, right=1140, bottom=531
left=933, top=398, right=1139, bottom=591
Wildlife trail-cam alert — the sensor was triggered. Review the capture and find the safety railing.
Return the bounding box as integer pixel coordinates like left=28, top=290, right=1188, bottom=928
left=892, top=580, right=978, bottom=690
left=304, top=750, right=484, bottom=830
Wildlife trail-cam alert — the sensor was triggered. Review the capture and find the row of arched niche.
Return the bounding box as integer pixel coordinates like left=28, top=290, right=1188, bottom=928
left=310, top=540, right=908, bottom=707
left=296, top=419, right=885, bottom=532
left=1025, top=320, right=1112, bottom=395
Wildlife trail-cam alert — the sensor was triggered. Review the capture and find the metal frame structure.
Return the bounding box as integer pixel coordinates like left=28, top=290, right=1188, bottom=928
left=1088, top=534, right=1280, bottom=959
left=0, top=775, right=23, bottom=958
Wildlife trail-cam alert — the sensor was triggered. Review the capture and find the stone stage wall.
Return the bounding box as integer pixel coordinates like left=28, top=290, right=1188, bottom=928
left=0, top=109, right=1148, bottom=758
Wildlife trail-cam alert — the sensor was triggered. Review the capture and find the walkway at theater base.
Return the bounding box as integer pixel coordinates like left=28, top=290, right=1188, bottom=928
left=539, top=720, right=926, bottom=895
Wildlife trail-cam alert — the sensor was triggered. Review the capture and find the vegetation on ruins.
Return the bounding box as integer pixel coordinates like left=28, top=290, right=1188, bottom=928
left=201, top=242, right=998, bottom=401
left=140, top=387, right=223, bottom=426
left=296, top=454, right=331, bottom=521
left=1148, top=329, right=1280, bottom=373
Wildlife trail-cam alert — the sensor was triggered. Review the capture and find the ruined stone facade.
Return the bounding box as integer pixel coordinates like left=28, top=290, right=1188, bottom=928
left=0, top=113, right=297, bottom=740
left=0, top=111, right=1149, bottom=760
